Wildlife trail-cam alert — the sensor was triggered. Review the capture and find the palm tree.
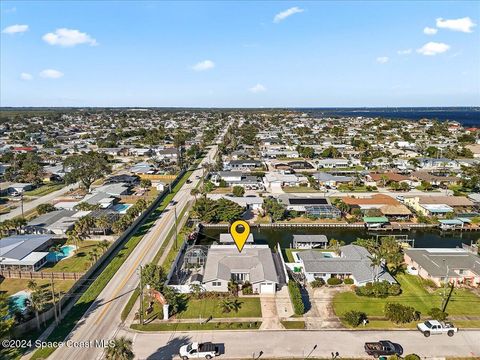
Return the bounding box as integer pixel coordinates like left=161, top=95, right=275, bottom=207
left=96, top=215, right=110, bottom=235
left=26, top=282, right=46, bottom=330
left=190, top=188, right=199, bottom=200
left=49, top=244, right=62, bottom=263
left=106, top=336, right=134, bottom=360
left=67, top=229, right=81, bottom=250
left=227, top=280, right=238, bottom=297
left=219, top=297, right=242, bottom=314
left=368, top=249, right=384, bottom=282
left=98, top=240, right=110, bottom=254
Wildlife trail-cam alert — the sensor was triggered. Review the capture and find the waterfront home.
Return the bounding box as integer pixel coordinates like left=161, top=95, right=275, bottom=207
left=0, top=234, right=54, bottom=271
left=202, top=245, right=279, bottom=294
left=378, top=204, right=412, bottom=220
left=342, top=194, right=399, bottom=211
left=219, top=233, right=254, bottom=244
left=404, top=248, right=480, bottom=287
left=404, top=196, right=474, bottom=217
left=293, top=244, right=395, bottom=285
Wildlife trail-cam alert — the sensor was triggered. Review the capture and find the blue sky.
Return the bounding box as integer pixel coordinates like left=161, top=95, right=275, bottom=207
left=1, top=1, right=479, bottom=107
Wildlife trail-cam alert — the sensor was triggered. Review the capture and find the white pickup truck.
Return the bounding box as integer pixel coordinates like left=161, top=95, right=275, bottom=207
left=179, top=342, right=220, bottom=359
left=417, top=320, right=458, bottom=337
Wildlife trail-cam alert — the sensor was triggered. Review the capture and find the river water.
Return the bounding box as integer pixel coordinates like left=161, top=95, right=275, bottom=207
left=199, top=227, right=480, bottom=249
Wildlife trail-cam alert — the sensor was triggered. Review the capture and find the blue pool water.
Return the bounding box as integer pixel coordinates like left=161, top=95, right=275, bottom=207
left=9, top=292, right=29, bottom=313
left=46, top=245, right=76, bottom=262
left=112, top=203, right=132, bottom=214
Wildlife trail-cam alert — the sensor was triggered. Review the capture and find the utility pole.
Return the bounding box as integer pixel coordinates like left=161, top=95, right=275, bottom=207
left=50, top=276, right=58, bottom=324
left=139, top=265, right=144, bottom=325
left=441, top=259, right=449, bottom=311
left=20, top=193, right=24, bottom=218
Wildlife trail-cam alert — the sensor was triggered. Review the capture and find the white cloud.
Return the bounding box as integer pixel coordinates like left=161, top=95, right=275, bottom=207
left=39, top=69, right=64, bottom=79
left=436, top=17, right=476, bottom=33
left=376, top=56, right=389, bottom=64
left=423, top=27, right=438, bottom=35
left=192, top=60, right=215, bottom=71
left=2, top=24, right=28, bottom=34
left=42, top=28, right=98, bottom=47
left=20, top=72, right=33, bottom=80
left=397, top=49, right=412, bottom=55
left=249, top=84, right=266, bottom=93
left=416, top=42, right=450, bottom=56
left=3, top=7, right=17, bottom=14
left=273, top=7, right=304, bottom=23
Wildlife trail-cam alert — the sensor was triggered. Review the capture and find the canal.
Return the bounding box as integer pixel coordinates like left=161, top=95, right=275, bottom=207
left=199, top=226, right=480, bottom=249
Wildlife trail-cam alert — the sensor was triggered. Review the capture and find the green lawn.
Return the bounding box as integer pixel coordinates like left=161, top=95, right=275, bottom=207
left=0, top=278, right=75, bottom=297
left=131, top=321, right=261, bottom=331
left=333, top=274, right=480, bottom=317
left=41, top=241, right=100, bottom=273
left=177, top=297, right=262, bottom=319
left=24, top=184, right=64, bottom=197
left=281, top=320, right=305, bottom=329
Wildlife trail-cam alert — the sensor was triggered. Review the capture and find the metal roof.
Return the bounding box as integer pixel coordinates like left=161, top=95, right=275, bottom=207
left=0, top=234, right=53, bottom=260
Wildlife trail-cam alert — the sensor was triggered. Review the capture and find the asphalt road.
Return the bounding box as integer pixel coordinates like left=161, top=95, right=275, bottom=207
left=126, top=329, right=480, bottom=359
left=0, top=183, right=79, bottom=222
left=48, top=145, right=219, bottom=360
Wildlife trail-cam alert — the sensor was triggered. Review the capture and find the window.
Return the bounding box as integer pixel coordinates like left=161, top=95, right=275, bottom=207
left=232, top=273, right=248, bottom=282
left=212, top=282, right=221, bottom=287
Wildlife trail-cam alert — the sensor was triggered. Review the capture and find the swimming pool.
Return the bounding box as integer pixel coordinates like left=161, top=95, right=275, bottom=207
left=112, top=203, right=132, bottom=214
left=46, top=245, right=77, bottom=262
left=9, top=291, right=30, bottom=313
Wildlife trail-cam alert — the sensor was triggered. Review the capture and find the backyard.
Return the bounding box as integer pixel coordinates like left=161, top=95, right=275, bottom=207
left=333, top=274, right=480, bottom=323
left=41, top=240, right=103, bottom=273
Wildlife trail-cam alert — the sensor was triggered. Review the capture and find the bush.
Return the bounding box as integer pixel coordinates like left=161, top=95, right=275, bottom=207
left=36, top=203, right=56, bottom=215
left=428, top=307, right=448, bottom=321
left=421, top=278, right=438, bottom=289
left=288, top=280, right=305, bottom=315
left=355, top=281, right=401, bottom=298
left=343, top=310, right=367, bottom=327
left=387, top=356, right=402, bottom=360
left=343, top=278, right=354, bottom=285
left=242, top=281, right=253, bottom=295
left=311, top=278, right=325, bottom=288
left=384, top=302, right=420, bottom=324
left=327, top=277, right=343, bottom=286
left=404, top=355, right=421, bottom=360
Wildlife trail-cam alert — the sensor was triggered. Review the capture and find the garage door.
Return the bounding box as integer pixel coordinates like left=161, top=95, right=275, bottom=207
left=260, top=283, right=275, bottom=294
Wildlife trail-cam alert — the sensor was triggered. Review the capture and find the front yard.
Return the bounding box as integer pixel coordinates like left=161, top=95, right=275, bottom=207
left=177, top=296, right=262, bottom=319
left=333, top=274, right=480, bottom=319
left=0, top=278, right=75, bottom=297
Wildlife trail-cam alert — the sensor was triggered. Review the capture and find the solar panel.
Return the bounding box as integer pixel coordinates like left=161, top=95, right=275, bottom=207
left=289, top=198, right=328, bottom=205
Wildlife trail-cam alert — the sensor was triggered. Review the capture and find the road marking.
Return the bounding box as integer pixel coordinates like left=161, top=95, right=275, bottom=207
left=93, top=201, right=180, bottom=324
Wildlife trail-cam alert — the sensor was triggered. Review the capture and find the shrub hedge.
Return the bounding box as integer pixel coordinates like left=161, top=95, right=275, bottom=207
left=355, top=281, right=401, bottom=298
left=428, top=307, right=448, bottom=321
left=327, top=277, right=343, bottom=285
left=343, top=310, right=367, bottom=327
left=288, top=280, right=304, bottom=315
left=343, top=278, right=354, bottom=285
left=384, top=302, right=420, bottom=324
left=311, top=278, right=325, bottom=288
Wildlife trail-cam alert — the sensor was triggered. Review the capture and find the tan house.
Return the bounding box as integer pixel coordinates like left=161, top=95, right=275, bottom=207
left=404, top=248, right=480, bottom=287
left=404, top=196, right=474, bottom=217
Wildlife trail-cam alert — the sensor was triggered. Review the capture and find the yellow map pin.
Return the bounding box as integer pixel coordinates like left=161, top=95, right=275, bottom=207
left=230, top=220, right=250, bottom=253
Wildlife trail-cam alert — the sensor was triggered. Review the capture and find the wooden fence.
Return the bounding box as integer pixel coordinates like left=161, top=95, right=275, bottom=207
left=0, top=270, right=85, bottom=280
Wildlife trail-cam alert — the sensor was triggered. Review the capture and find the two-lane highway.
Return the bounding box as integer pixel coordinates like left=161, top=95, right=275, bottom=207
left=48, top=144, right=219, bottom=360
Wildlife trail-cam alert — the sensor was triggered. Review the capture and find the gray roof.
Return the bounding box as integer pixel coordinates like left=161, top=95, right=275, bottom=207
left=0, top=234, right=53, bottom=260
left=27, top=209, right=76, bottom=228
left=293, top=235, right=328, bottom=244
left=219, top=233, right=254, bottom=244
left=312, top=173, right=353, bottom=182
left=298, top=245, right=395, bottom=284
left=203, top=245, right=278, bottom=284
left=405, top=248, right=480, bottom=277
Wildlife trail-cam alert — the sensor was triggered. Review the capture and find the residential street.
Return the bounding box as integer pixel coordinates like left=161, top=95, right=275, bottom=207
left=41, top=145, right=219, bottom=360
left=125, top=329, right=480, bottom=359
left=0, top=183, right=79, bottom=221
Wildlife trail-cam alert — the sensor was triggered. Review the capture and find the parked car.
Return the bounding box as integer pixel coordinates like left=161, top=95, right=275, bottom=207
left=179, top=342, right=220, bottom=359
left=417, top=320, right=458, bottom=337
left=364, top=340, right=403, bottom=358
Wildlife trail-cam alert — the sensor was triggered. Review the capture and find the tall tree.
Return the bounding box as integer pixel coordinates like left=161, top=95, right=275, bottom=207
left=106, top=337, right=134, bottom=360
left=64, top=152, right=111, bottom=191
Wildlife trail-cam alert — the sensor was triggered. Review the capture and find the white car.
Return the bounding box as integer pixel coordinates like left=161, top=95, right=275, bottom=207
left=179, top=342, right=220, bottom=359
left=417, top=320, right=458, bottom=337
